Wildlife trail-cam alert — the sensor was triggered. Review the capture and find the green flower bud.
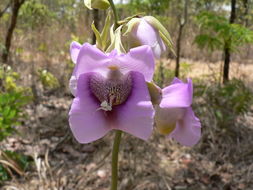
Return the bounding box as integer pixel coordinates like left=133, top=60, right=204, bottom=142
left=84, top=0, right=110, bottom=10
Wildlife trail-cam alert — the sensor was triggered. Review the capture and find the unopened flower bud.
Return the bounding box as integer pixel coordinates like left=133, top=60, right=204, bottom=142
left=124, top=16, right=174, bottom=59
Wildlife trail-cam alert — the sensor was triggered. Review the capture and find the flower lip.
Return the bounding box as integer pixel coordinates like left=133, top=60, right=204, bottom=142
left=89, top=70, right=132, bottom=109
left=69, top=71, right=154, bottom=143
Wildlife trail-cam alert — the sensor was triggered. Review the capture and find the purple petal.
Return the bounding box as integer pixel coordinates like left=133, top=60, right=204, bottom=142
left=152, top=39, right=166, bottom=59
left=133, top=19, right=165, bottom=59
left=73, top=43, right=109, bottom=78
left=117, top=45, right=155, bottom=81
left=160, top=79, right=193, bottom=108
left=73, top=43, right=155, bottom=82
left=169, top=107, right=201, bottom=146
left=69, top=73, right=109, bottom=143
left=70, top=41, right=82, bottom=64
left=171, top=77, right=183, bottom=84
left=108, top=49, right=118, bottom=57
left=114, top=71, right=154, bottom=140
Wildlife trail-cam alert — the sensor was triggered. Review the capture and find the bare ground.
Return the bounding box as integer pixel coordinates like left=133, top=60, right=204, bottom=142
left=1, top=60, right=253, bottom=190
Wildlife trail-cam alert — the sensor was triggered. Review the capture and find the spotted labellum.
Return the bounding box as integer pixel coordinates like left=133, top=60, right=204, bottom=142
left=89, top=69, right=132, bottom=110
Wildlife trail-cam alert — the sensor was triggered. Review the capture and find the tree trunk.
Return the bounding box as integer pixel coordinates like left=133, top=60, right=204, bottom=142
left=230, top=0, right=236, bottom=23
left=242, top=0, right=249, bottom=27
left=174, top=0, right=188, bottom=77
left=222, top=0, right=236, bottom=83
left=92, top=9, right=99, bottom=44
left=223, top=45, right=230, bottom=82
left=175, top=24, right=183, bottom=77
left=2, top=0, right=25, bottom=64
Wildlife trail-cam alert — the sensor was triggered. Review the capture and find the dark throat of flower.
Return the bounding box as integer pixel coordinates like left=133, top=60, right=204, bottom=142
left=89, top=69, right=132, bottom=111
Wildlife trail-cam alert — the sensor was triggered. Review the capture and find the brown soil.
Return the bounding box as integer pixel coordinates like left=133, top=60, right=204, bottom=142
left=1, top=60, right=253, bottom=190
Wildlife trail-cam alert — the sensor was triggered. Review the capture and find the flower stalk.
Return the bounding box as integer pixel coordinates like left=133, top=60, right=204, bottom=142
left=108, top=0, right=119, bottom=28
left=111, top=130, right=122, bottom=190
left=109, top=2, right=121, bottom=188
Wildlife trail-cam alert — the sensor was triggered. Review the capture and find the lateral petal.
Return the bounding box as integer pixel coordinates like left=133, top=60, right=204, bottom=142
left=115, top=72, right=154, bottom=140
left=70, top=41, right=82, bottom=64
left=69, top=73, right=109, bottom=143
left=169, top=107, right=201, bottom=146
left=160, top=79, right=193, bottom=108
left=117, top=46, right=155, bottom=82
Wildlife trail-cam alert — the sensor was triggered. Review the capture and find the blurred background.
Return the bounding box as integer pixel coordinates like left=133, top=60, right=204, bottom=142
left=0, top=0, right=253, bottom=189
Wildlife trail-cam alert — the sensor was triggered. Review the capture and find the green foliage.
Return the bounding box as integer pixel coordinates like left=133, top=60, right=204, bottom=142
left=0, top=66, right=26, bottom=92
left=0, top=10, right=10, bottom=23
left=180, top=62, right=193, bottom=78
left=19, top=0, right=56, bottom=29
left=40, top=0, right=82, bottom=24
left=0, top=66, right=32, bottom=182
left=0, top=65, right=32, bottom=142
left=0, top=43, right=6, bottom=54
left=4, top=150, right=30, bottom=170
left=0, top=164, right=9, bottom=181
left=153, top=62, right=174, bottom=87
left=38, top=69, right=60, bottom=90
left=0, top=65, right=32, bottom=182
left=0, top=92, right=31, bottom=141
left=154, top=61, right=193, bottom=87
left=15, top=47, right=25, bottom=56
left=195, top=79, right=253, bottom=130
left=194, top=34, right=223, bottom=51
left=194, top=11, right=253, bottom=52
left=121, top=0, right=170, bottom=15
left=37, top=43, right=47, bottom=52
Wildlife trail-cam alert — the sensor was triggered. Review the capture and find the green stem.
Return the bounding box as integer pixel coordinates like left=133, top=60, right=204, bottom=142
left=108, top=2, right=121, bottom=189
left=111, top=130, right=122, bottom=190
left=108, top=0, right=119, bottom=28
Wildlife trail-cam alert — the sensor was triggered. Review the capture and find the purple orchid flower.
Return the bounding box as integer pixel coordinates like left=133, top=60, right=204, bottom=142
left=68, top=42, right=155, bottom=143
left=154, top=78, right=201, bottom=146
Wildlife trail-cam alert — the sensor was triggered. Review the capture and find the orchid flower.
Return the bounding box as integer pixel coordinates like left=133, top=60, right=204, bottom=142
left=68, top=42, right=155, bottom=143
left=153, top=78, right=201, bottom=146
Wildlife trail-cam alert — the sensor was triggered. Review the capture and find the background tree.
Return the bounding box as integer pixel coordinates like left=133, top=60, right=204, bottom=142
left=223, top=0, right=236, bottom=83
left=92, top=9, right=100, bottom=44
left=195, top=10, right=253, bottom=83
left=175, top=0, right=189, bottom=77
left=2, top=0, right=26, bottom=64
